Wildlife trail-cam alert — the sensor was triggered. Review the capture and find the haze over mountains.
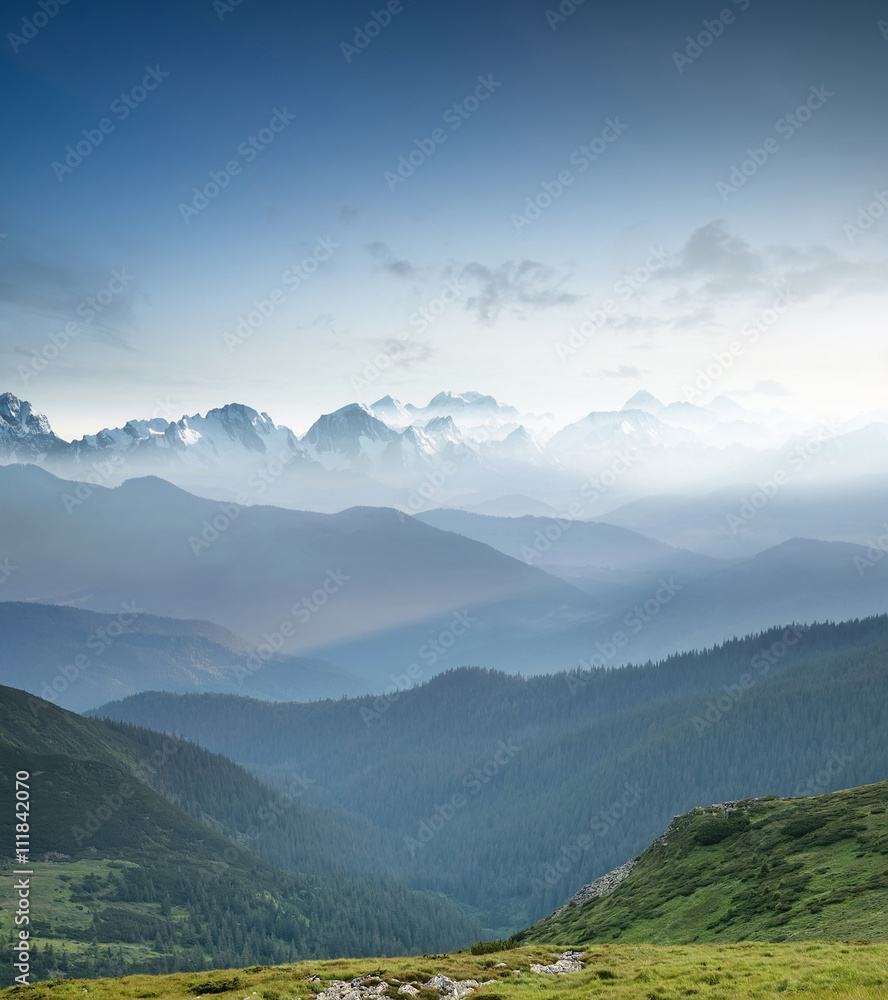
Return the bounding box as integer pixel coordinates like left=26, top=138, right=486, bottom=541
left=4, top=390, right=888, bottom=531
left=4, top=459, right=888, bottom=705
left=93, top=614, right=888, bottom=930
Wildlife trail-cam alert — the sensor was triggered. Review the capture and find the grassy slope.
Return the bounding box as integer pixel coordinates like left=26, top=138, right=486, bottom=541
left=1, top=942, right=887, bottom=1000
left=526, top=780, right=888, bottom=946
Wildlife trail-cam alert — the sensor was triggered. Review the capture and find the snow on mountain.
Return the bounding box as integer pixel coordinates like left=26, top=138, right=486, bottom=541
left=622, top=390, right=665, bottom=415
left=369, top=395, right=413, bottom=428
left=66, top=403, right=302, bottom=469
left=548, top=408, right=683, bottom=470
left=408, top=391, right=521, bottom=430
left=1, top=389, right=883, bottom=517
left=0, top=392, right=66, bottom=459
left=301, top=403, right=398, bottom=469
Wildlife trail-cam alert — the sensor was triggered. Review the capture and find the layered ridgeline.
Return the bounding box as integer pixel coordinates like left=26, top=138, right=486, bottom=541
left=6, top=389, right=887, bottom=519
left=6, top=465, right=888, bottom=701
left=524, top=779, right=888, bottom=944
left=0, top=602, right=364, bottom=712
left=0, top=464, right=604, bottom=691
left=95, top=615, right=888, bottom=932
left=0, top=687, right=481, bottom=986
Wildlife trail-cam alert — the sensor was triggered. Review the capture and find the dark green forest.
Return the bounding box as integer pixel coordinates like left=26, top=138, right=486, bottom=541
left=0, top=691, right=483, bottom=987
left=96, top=616, right=888, bottom=930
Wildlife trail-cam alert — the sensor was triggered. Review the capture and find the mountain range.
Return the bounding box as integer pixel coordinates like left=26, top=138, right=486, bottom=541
left=5, top=464, right=888, bottom=698
left=5, top=390, right=888, bottom=536
left=92, top=614, right=888, bottom=931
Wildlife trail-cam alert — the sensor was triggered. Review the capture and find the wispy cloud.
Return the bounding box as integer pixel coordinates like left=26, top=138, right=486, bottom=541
left=460, top=259, right=581, bottom=324
left=365, top=242, right=417, bottom=278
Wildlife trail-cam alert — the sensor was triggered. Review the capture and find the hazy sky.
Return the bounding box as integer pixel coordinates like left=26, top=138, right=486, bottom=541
left=2, top=0, right=887, bottom=438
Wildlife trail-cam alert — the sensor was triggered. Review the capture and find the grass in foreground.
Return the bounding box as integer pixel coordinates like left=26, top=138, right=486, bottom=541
left=2, top=941, right=887, bottom=1000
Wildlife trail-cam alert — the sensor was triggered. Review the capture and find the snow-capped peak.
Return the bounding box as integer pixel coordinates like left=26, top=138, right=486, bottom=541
left=622, top=390, right=664, bottom=414
left=0, top=392, right=54, bottom=436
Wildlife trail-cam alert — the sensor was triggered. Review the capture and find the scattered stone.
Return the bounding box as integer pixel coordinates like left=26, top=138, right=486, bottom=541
left=493, top=963, right=507, bottom=968
left=398, top=986, right=419, bottom=997
left=530, top=951, right=585, bottom=975
left=315, top=979, right=389, bottom=1000
left=423, top=975, right=479, bottom=999
left=425, top=975, right=457, bottom=995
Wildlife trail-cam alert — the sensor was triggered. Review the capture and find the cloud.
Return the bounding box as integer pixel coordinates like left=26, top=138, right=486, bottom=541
left=365, top=242, right=417, bottom=278
left=595, top=365, right=648, bottom=379
left=460, top=259, right=581, bottom=324
left=660, top=220, right=765, bottom=296
left=661, top=220, right=888, bottom=305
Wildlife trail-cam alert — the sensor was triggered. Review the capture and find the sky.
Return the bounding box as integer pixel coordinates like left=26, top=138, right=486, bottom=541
left=2, top=0, right=888, bottom=439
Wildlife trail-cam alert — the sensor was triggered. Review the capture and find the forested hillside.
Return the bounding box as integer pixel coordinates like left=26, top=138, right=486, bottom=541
left=96, top=616, right=888, bottom=930
left=0, top=690, right=482, bottom=986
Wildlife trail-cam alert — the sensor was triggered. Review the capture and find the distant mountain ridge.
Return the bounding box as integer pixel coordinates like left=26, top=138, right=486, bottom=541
left=0, top=602, right=364, bottom=712
left=5, top=465, right=888, bottom=686
left=5, top=389, right=885, bottom=521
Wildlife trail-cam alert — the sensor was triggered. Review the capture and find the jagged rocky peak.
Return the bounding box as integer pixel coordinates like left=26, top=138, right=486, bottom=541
left=202, top=401, right=269, bottom=428
left=622, top=390, right=664, bottom=414
left=369, top=395, right=412, bottom=426
left=424, top=415, right=459, bottom=435
left=302, top=402, right=396, bottom=453
left=0, top=392, right=54, bottom=436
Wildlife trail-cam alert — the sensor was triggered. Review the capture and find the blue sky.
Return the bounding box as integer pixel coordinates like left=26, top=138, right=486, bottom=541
left=2, top=0, right=887, bottom=437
